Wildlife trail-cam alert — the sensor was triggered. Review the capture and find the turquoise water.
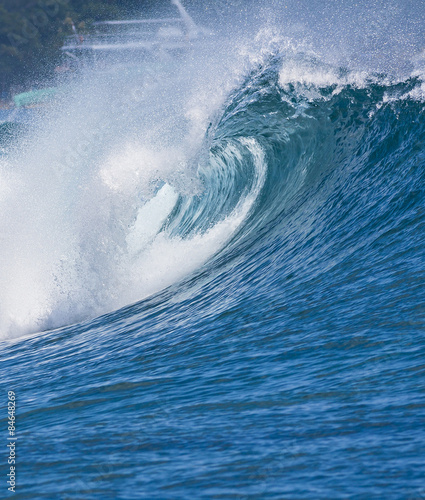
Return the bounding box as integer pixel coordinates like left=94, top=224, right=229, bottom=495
left=1, top=46, right=425, bottom=498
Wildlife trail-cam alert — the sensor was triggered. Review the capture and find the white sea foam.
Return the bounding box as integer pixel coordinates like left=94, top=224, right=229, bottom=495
left=0, top=37, right=262, bottom=339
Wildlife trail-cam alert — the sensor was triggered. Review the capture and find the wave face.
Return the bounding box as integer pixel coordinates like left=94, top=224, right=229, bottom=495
left=1, top=41, right=425, bottom=498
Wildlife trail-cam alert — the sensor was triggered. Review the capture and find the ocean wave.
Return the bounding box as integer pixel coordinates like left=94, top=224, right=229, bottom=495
left=0, top=45, right=424, bottom=338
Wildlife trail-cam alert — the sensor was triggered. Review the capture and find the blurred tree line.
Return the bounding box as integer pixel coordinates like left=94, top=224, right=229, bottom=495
left=0, top=0, right=155, bottom=94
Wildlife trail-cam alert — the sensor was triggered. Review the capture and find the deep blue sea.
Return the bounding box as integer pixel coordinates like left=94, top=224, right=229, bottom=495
left=1, top=30, right=425, bottom=499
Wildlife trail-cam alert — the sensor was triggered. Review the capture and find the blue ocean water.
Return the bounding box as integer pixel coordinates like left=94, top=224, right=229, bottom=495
left=1, top=40, right=425, bottom=499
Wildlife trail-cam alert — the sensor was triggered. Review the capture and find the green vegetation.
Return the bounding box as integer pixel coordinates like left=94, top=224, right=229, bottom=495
left=0, top=0, right=153, bottom=94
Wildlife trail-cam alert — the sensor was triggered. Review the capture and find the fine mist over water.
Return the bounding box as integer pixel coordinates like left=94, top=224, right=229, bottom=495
left=0, top=37, right=249, bottom=337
